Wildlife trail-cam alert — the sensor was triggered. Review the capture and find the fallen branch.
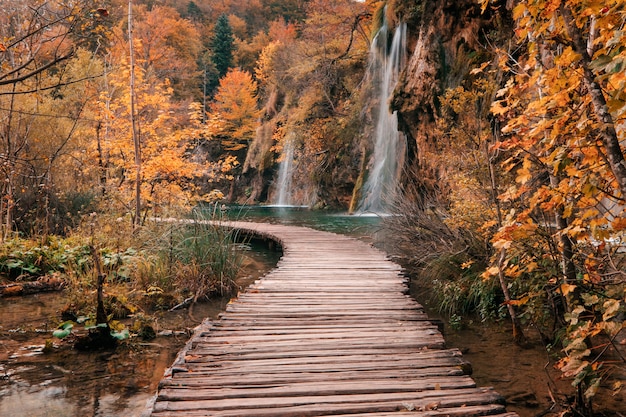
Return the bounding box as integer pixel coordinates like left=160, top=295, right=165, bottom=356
left=0, top=276, right=65, bottom=296
left=169, top=296, right=194, bottom=311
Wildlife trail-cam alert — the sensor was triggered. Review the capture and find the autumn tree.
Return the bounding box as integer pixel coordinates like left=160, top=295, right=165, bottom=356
left=266, top=0, right=308, bottom=23
left=131, top=5, right=202, bottom=100
left=186, top=1, right=204, bottom=22
left=0, top=0, right=106, bottom=89
left=479, top=0, right=626, bottom=410
left=0, top=0, right=110, bottom=238
left=94, top=22, right=206, bottom=220
left=210, top=68, right=261, bottom=152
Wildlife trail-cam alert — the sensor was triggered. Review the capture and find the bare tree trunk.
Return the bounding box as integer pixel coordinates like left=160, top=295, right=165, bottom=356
left=1, top=84, right=18, bottom=242
left=96, top=122, right=107, bottom=196
left=496, top=248, right=526, bottom=344
left=128, top=0, right=142, bottom=227
left=549, top=173, right=578, bottom=319
left=487, top=118, right=525, bottom=344
left=90, top=245, right=108, bottom=325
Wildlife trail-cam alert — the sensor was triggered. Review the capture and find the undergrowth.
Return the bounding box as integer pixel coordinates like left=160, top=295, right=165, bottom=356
left=0, top=210, right=245, bottom=339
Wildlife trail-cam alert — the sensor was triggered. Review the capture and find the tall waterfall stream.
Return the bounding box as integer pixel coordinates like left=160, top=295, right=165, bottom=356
left=358, top=21, right=407, bottom=213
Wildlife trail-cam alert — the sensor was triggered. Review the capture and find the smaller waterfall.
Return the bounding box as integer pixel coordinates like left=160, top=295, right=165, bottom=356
left=274, top=138, right=295, bottom=206
left=358, top=21, right=407, bottom=214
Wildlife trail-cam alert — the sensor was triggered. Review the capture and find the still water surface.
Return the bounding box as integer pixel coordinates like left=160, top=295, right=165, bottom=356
left=224, top=204, right=386, bottom=241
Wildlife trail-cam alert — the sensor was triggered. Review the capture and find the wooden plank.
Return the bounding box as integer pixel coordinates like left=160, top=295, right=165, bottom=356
left=157, top=377, right=479, bottom=401
left=159, top=368, right=469, bottom=388
left=181, top=345, right=465, bottom=360
left=153, top=387, right=504, bottom=411
left=152, top=403, right=512, bottom=417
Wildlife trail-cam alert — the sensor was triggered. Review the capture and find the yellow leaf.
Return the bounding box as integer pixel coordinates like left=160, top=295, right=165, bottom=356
left=496, top=87, right=509, bottom=97
left=470, top=62, right=490, bottom=75
left=512, top=3, right=527, bottom=20
left=486, top=266, right=500, bottom=276
left=560, top=283, right=577, bottom=296
left=509, top=295, right=530, bottom=306
left=603, top=299, right=621, bottom=321
left=516, top=166, right=532, bottom=184
left=493, top=239, right=511, bottom=249
left=555, top=46, right=582, bottom=67
left=562, top=204, right=573, bottom=219
left=567, top=225, right=587, bottom=237
left=491, top=100, right=509, bottom=115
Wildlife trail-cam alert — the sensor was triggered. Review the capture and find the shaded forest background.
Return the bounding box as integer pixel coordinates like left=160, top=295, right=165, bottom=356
left=1, top=0, right=625, bottom=414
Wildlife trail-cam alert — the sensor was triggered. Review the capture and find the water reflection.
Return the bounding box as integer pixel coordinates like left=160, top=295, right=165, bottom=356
left=0, top=384, right=76, bottom=416
left=0, top=301, right=187, bottom=417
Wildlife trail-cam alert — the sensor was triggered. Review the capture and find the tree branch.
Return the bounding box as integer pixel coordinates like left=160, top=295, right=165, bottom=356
left=0, top=72, right=101, bottom=96
left=0, top=52, right=74, bottom=87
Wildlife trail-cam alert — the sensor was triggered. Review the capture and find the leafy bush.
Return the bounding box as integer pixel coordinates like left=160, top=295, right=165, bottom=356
left=13, top=190, right=97, bottom=237
left=0, top=237, right=91, bottom=281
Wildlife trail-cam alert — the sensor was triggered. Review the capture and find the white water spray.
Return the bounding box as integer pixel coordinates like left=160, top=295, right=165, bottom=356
left=274, top=138, right=295, bottom=206
left=358, top=21, right=407, bottom=213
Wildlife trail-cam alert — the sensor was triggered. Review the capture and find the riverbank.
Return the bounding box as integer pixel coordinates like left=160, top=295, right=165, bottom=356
left=409, top=281, right=626, bottom=417
left=0, top=244, right=281, bottom=417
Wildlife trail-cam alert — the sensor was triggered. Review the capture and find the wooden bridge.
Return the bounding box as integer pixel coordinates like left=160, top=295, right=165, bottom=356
left=148, top=221, right=517, bottom=417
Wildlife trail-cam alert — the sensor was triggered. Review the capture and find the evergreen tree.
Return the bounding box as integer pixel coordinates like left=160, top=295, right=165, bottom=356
left=186, top=1, right=204, bottom=22
left=212, top=14, right=234, bottom=79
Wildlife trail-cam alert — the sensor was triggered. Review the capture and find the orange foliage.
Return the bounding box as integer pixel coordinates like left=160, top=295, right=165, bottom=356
left=210, top=68, right=261, bottom=149
left=479, top=0, right=626, bottom=405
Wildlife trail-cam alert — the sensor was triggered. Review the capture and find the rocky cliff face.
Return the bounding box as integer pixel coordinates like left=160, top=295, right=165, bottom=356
left=392, top=0, right=509, bottom=178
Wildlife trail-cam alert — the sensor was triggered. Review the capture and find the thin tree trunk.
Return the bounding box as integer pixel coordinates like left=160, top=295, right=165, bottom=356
left=2, top=84, right=17, bottom=242
left=487, top=119, right=525, bottom=344
left=128, top=0, right=141, bottom=227
left=96, top=122, right=107, bottom=196
left=496, top=248, right=526, bottom=344
left=549, top=173, right=578, bottom=317
left=90, top=245, right=108, bottom=325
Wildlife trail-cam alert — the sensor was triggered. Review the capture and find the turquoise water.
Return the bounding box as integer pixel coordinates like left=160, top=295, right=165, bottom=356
left=217, top=205, right=386, bottom=242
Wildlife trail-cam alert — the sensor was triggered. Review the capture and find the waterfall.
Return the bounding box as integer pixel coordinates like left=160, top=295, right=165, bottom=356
left=358, top=21, right=407, bottom=214
left=274, top=138, right=295, bottom=206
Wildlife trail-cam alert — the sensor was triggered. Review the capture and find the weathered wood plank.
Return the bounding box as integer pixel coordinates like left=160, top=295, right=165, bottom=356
left=157, top=376, right=479, bottom=402
left=152, top=403, right=512, bottom=417
left=153, top=386, right=504, bottom=412
left=159, top=367, right=469, bottom=388
left=148, top=221, right=517, bottom=417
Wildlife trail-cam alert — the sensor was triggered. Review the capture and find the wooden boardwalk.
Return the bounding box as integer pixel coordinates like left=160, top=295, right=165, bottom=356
left=149, top=221, right=517, bottom=417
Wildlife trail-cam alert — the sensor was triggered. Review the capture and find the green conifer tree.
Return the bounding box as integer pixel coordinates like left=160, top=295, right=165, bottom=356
left=186, top=1, right=203, bottom=22
left=212, top=14, right=234, bottom=79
